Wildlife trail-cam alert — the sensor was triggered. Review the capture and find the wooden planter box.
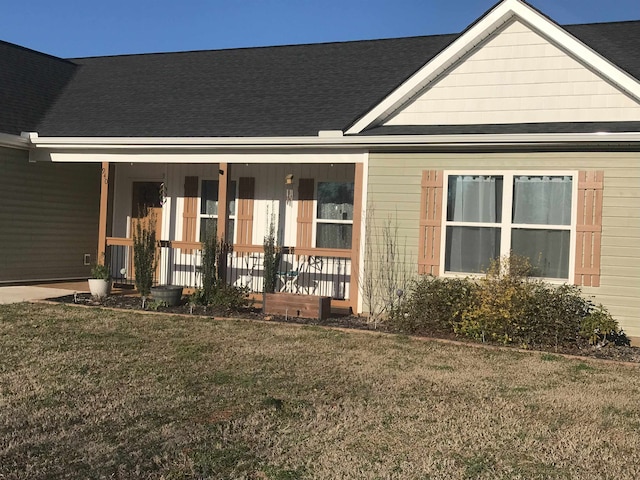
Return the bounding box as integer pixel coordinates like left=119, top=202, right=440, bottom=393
left=263, top=293, right=331, bottom=320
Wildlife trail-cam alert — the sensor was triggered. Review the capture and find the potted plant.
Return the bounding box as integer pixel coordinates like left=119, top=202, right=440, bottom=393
left=150, top=284, right=184, bottom=306
left=88, top=262, right=111, bottom=298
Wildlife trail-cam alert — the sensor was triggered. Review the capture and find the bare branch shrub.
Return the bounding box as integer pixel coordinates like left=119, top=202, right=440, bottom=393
left=360, top=205, right=414, bottom=327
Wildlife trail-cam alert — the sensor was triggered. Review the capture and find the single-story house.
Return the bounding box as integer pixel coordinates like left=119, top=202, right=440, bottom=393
left=1, top=0, right=639, bottom=339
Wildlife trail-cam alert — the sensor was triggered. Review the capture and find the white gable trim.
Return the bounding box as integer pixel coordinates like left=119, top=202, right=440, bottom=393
left=345, top=0, right=640, bottom=135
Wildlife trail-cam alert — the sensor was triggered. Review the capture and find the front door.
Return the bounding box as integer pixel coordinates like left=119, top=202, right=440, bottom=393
left=130, top=182, right=163, bottom=280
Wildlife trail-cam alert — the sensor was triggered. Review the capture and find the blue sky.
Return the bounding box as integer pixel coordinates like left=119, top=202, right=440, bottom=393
left=2, top=0, right=639, bottom=58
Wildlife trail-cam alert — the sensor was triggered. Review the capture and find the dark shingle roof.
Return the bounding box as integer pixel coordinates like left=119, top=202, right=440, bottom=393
left=0, top=41, right=76, bottom=136
left=8, top=20, right=640, bottom=138
left=565, top=21, right=640, bottom=82
left=35, top=34, right=458, bottom=137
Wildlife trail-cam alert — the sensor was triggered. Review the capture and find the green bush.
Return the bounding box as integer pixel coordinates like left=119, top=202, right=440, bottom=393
left=455, top=256, right=531, bottom=344
left=133, top=212, right=157, bottom=298
left=391, top=276, right=475, bottom=335
left=190, top=284, right=251, bottom=311
left=201, top=230, right=222, bottom=302
left=580, top=304, right=629, bottom=346
left=193, top=227, right=250, bottom=310
left=263, top=220, right=281, bottom=294
left=392, top=254, right=626, bottom=349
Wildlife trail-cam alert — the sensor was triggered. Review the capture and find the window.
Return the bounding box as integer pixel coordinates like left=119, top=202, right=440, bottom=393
left=443, top=172, right=574, bottom=279
left=316, top=182, right=354, bottom=249
left=199, top=180, right=237, bottom=243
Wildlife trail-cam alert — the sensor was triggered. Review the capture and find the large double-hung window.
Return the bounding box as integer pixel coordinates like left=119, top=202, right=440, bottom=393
left=443, top=172, right=575, bottom=279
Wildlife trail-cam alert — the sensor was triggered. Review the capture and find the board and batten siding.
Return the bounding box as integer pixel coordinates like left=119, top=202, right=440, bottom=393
left=367, top=151, right=640, bottom=338
left=0, top=147, right=100, bottom=282
left=111, top=162, right=354, bottom=247
left=384, top=19, right=640, bottom=126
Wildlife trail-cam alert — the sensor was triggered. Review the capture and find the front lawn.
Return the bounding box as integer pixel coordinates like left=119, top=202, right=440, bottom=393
left=1, top=303, right=639, bottom=479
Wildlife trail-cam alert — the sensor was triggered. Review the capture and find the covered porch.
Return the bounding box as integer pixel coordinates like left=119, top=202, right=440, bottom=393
left=97, top=159, right=365, bottom=312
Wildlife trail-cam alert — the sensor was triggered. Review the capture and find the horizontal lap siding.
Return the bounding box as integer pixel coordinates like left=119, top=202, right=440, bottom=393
left=385, top=20, right=640, bottom=126
left=0, top=147, right=100, bottom=282
left=368, top=151, right=640, bottom=337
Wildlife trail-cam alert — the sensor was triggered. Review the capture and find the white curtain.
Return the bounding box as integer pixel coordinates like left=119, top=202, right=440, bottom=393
left=446, top=176, right=502, bottom=273
left=512, top=176, right=572, bottom=225
left=511, top=176, right=572, bottom=278
left=448, top=175, right=502, bottom=223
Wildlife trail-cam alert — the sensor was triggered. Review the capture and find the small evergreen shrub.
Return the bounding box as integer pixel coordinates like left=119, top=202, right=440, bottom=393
left=201, top=230, right=221, bottom=302
left=133, top=211, right=157, bottom=298
left=193, top=227, right=250, bottom=310
left=391, top=276, right=475, bottom=335
left=456, top=256, right=531, bottom=344
left=263, top=219, right=281, bottom=294
left=580, top=304, right=629, bottom=346
left=90, top=262, right=110, bottom=280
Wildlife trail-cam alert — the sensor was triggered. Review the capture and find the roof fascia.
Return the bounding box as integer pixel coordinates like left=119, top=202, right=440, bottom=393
left=344, top=0, right=640, bottom=135
left=0, top=132, right=30, bottom=150
left=28, top=132, right=640, bottom=154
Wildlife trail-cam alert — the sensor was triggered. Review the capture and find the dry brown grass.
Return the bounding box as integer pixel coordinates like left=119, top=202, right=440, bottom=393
left=1, top=303, right=639, bottom=479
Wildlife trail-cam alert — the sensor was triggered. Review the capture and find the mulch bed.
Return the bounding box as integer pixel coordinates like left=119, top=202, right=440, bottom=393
left=50, top=292, right=640, bottom=364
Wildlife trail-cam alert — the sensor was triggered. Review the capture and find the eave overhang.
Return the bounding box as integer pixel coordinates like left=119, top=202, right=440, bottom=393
left=30, top=132, right=640, bottom=150
left=0, top=132, right=30, bottom=150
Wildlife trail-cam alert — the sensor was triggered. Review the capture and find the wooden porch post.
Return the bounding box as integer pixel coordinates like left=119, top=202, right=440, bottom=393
left=349, top=162, right=364, bottom=313
left=217, top=162, right=229, bottom=242
left=97, top=161, right=109, bottom=264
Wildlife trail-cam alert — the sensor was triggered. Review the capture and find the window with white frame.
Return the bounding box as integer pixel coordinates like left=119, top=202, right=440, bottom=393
left=316, top=182, right=354, bottom=249
left=443, top=172, right=574, bottom=279
left=199, top=179, right=237, bottom=243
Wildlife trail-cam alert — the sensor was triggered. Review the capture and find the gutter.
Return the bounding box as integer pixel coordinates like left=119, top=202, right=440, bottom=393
left=26, top=131, right=640, bottom=151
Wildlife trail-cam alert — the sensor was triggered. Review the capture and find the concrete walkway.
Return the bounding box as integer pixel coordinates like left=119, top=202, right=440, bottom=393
left=0, top=282, right=87, bottom=305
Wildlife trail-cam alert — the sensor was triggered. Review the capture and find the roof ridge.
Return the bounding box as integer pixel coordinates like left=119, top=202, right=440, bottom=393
left=564, top=19, right=640, bottom=28
left=69, top=32, right=460, bottom=61
left=66, top=17, right=640, bottom=62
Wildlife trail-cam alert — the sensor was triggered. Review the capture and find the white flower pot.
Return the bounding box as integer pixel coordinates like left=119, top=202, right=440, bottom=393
left=88, top=278, right=111, bottom=298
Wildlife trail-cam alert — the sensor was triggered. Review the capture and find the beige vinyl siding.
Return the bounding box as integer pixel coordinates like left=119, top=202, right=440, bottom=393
left=0, top=147, right=100, bottom=282
left=367, top=151, right=640, bottom=337
left=385, top=19, right=640, bottom=126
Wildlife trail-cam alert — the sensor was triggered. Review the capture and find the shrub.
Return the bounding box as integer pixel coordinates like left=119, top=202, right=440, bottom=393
left=133, top=211, right=157, bottom=299
left=201, top=229, right=222, bottom=302
left=263, top=219, right=281, bottom=294
left=519, top=283, right=589, bottom=349
left=390, top=276, right=474, bottom=335
left=394, top=253, right=624, bottom=350
left=193, top=227, right=249, bottom=310
left=190, top=284, right=251, bottom=311
left=456, top=256, right=531, bottom=344
left=90, top=262, right=110, bottom=280
left=580, top=304, right=629, bottom=346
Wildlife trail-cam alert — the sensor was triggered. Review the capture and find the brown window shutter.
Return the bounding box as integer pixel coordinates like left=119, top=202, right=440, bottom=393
left=297, top=178, right=315, bottom=248
left=236, top=177, right=255, bottom=246
left=182, top=176, right=199, bottom=245
left=575, top=171, right=604, bottom=287
left=418, top=170, right=443, bottom=276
